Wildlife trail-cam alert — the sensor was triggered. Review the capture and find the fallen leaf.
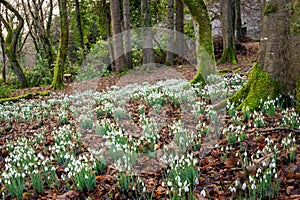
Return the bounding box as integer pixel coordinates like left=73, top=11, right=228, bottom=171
left=154, top=186, right=166, bottom=197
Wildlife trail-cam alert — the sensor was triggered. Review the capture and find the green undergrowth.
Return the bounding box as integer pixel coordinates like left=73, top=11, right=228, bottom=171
left=230, top=63, right=283, bottom=111
left=0, top=91, right=51, bottom=104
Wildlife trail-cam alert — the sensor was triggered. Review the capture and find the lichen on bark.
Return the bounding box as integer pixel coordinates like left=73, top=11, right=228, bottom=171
left=230, top=63, right=283, bottom=111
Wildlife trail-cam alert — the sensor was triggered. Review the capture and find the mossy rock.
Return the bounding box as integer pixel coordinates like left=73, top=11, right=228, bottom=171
left=264, top=3, right=279, bottom=16
left=230, top=63, right=283, bottom=111
left=296, top=79, right=300, bottom=113
left=0, top=90, right=51, bottom=104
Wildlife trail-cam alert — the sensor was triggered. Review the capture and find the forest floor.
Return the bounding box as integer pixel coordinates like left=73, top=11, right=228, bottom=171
left=1, top=41, right=300, bottom=200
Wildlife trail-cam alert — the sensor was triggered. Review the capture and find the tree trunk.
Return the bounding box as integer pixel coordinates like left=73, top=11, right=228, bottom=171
left=182, top=0, right=216, bottom=84
left=52, top=0, right=69, bottom=89
left=123, top=0, right=132, bottom=68
left=141, top=0, right=155, bottom=66
left=0, top=0, right=28, bottom=88
left=102, top=0, right=114, bottom=71
left=175, top=0, right=185, bottom=61
left=235, top=0, right=242, bottom=41
left=0, top=16, right=6, bottom=83
left=219, top=0, right=237, bottom=64
left=110, top=0, right=126, bottom=72
left=231, top=0, right=300, bottom=111
left=75, top=0, right=85, bottom=62
left=166, top=0, right=174, bottom=65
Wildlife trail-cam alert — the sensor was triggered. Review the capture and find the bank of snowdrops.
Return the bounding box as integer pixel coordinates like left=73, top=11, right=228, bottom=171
left=0, top=74, right=299, bottom=199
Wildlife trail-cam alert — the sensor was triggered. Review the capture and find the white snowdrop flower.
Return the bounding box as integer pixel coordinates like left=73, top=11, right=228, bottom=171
left=167, top=181, right=172, bottom=187
left=251, top=184, right=256, bottom=190
left=262, top=161, right=266, bottom=167
left=178, top=181, right=182, bottom=187
left=249, top=176, right=254, bottom=183
left=273, top=168, right=276, bottom=174
left=229, top=186, right=236, bottom=193
left=161, top=181, right=165, bottom=187
left=274, top=173, right=278, bottom=178
left=184, top=185, right=189, bottom=192
left=270, top=162, right=276, bottom=168
left=200, top=189, right=206, bottom=197
left=242, top=183, right=247, bottom=190
left=85, top=175, right=89, bottom=179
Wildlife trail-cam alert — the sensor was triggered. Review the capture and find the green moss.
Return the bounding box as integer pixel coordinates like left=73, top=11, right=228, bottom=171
left=219, top=46, right=237, bottom=65
left=230, top=63, right=283, bottom=111
left=291, top=0, right=300, bottom=35
left=296, top=79, right=300, bottom=113
left=0, top=91, right=51, bottom=104
left=264, top=3, right=279, bottom=16
left=234, top=68, right=242, bottom=73
left=218, top=68, right=232, bottom=74
left=191, top=71, right=205, bottom=84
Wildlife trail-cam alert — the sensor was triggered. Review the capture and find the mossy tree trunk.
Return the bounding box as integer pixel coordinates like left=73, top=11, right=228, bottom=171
left=0, top=0, right=28, bottom=88
left=0, top=17, right=6, bottom=83
left=182, top=0, right=216, bottom=84
left=231, top=0, right=300, bottom=111
left=52, top=0, right=69, bottom=89
left=219, top=0, right=237, bottom=64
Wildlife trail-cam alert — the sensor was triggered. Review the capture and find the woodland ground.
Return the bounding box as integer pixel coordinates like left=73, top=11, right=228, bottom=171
left=0, top=41, right=300, bottom=200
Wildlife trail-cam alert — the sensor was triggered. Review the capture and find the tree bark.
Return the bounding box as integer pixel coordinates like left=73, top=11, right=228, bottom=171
left=110, top=0, right=126, bottom=71
left=175, top=0, right=185, bottom=60
left=123, top=0, right=132, bottom=68
left=219, top=0, right=237, bottom=64
left=181, top=0, right=216, bottom=84
left=0, top=13, right=6, bottom=83
left=166, top=0, right=174, bottom=65
left=52, top=0, right=69, bottom=89
left=101, top=0, right=114, bottom=71
left=141, top=0, right=155, bottom=66
left=0, top=0, right=28, bottom=88
left=75, top=0, right=85, bottom=62
left=235, top=0, right=242, bottom=41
